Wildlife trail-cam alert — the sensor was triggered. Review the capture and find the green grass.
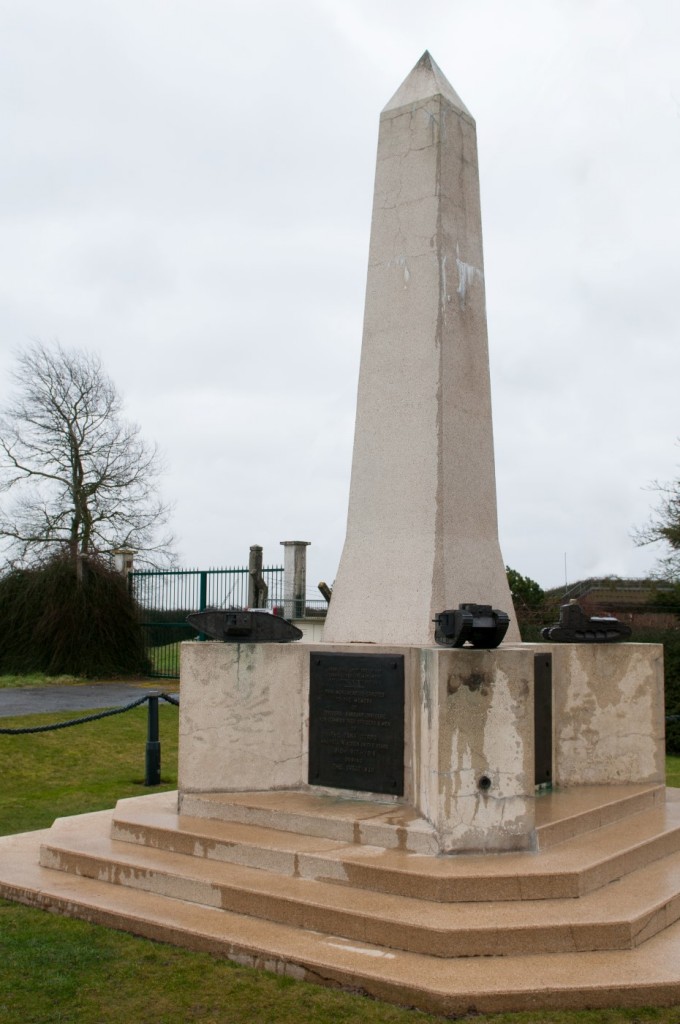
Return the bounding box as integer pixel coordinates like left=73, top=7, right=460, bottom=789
left=667, top=754, right=680, bottom=788
left=0, top=672, right=159, bottom=689
left=0, top=672, right=90, bottom=688
left=2, top=895, right=680, bottom=1024
left=0, top=640, right=187, bottom=683
left=2, top=707, right=680, bottom=1022
left=0, top=704, right=178, bottom=835
left=0, top=897, right=460, bottom=1024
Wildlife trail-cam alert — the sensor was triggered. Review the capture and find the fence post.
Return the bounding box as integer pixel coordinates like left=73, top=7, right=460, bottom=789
left=197, top=570, right=208, bottom=641
left=281, top=541, right=310, bottom=619
left=112, top=548, right=136, bottom=577
left=145, top=693, right=161, bottom=786
left=248, top=545, right=269, bottom=608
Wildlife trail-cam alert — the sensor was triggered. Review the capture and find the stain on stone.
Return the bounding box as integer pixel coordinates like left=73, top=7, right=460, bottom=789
left=446, top=674, right=459, bottom=695
left=448, top=671, right=491, bottom=696
left=422, top=666, right=433, bottom=726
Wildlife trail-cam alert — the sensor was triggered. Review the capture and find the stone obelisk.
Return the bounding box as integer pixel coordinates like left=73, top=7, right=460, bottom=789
left=324, top=52, right=518, bottom=646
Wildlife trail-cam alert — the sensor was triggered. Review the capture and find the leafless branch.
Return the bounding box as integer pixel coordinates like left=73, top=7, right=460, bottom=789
left=0, top=341, right=174, bottom=570
left=634, top=453, right=680, bottom=582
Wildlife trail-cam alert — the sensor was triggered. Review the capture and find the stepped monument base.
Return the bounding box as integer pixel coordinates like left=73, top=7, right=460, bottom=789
left=0, top=636, right=672, bottom=1014
left=0, top=51, right=673, bottom=1014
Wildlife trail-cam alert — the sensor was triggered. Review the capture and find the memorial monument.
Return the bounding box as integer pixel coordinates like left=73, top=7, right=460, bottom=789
left=323, top=51, right=518, bottom=647
left=0, top=54, right=676, bottom=1015
left=175, top=53, right=663, bottom=854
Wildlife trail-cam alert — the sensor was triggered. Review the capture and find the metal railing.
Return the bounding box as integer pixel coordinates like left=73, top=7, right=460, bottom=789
left=129, top=566, right=285, bottom=678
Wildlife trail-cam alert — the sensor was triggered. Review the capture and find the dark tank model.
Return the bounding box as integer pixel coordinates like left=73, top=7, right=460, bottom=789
left=541, top=600, right=631, bottom=643
left=434, top=603, right=510, bottom=648
left=187, top=609, right=303, bottom=643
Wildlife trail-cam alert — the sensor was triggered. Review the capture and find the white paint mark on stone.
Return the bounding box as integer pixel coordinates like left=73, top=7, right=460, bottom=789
left=388, top=255, right=411, bottom=289
left=440, top=254, right=447, bottom=315
left=456, top=256, right=483, bottom=308
left=326, top=942, right=396, bottom=959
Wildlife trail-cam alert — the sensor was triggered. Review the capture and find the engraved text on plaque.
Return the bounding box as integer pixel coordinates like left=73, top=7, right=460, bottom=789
left=308, top=653, right=404, bottom=795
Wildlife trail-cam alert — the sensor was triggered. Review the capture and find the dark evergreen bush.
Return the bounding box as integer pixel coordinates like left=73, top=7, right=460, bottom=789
left=0, top=557, right=150, bottom=677
left=635, top=628, right=680, bottom=755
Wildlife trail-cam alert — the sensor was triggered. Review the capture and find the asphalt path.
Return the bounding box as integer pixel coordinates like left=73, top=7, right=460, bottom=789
left=0, top=682, right=178, bottom=718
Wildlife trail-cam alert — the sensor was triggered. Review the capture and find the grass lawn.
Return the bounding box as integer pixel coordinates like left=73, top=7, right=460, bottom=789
left=3, top=900, right=680, bottom=1024
left=2, top=707, right=680, bottom=1023
left=0, top=704, right=179, bottom=835
left=666, top=754, right=680, bottom=787
left=0, top=901, right=462, bottom=1024
left=0, top=643, right=182, bottom=685
left=0, top=672, right=160, bottom=689
left=0, top=672, right=98, bottom=688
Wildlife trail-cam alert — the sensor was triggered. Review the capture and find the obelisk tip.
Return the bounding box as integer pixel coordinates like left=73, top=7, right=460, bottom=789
left=382, top=51, right=471, bottom=117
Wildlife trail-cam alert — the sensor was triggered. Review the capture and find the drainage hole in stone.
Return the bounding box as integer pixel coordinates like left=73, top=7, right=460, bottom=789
left=478, top=775, right=492, bottom=792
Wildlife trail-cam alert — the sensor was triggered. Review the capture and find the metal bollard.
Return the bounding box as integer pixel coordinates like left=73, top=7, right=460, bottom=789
left=145, top=693, right=161, bottom=786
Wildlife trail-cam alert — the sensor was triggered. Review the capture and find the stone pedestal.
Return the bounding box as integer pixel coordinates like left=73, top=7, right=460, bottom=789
left=417, top=646, right=535, bottom=851
left=178, top=640, right=664, bottom=854
left=550, top=643, right=665, bottom=786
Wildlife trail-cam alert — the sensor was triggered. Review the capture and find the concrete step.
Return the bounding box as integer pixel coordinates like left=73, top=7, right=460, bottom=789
left=179, top=783, right=664, bottom=856
left=114, top=789, right=680, bottom=903
left=179, top=788, right=440, bottom=854
left=38, top=807, right=680, bottom=957
left=4, top=822, right=680, bottom=1015
left=535, top=783, right=666, bottom=848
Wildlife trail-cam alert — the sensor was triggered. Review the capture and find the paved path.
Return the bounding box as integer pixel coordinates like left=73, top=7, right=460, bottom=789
left=0, top=682, right=178, bottom=719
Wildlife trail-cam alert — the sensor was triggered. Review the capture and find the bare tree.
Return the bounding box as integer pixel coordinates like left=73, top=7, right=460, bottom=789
left=0, top=341, right=173, bottom=574
left=635, top=452, right=680, bottom=581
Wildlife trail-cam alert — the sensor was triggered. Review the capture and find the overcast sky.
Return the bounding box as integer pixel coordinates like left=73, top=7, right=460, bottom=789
left=1, top=0, right=679, bottom=594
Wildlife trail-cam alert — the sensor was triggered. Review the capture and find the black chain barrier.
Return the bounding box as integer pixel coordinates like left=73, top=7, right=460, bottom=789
left=0, top=692, right=179, bottom=734
left=0, top=691, right=180, bottom=786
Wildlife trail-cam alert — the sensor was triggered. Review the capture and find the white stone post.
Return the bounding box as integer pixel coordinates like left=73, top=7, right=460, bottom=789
left=281, top=541, right=310, bottom=619
left=112, top=548, right=136, bottom=577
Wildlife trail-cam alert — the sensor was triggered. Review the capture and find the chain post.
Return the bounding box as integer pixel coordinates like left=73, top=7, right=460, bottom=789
left=198, top=570, right=208, bottom=641
left=145, top=692, right=161, bottom=786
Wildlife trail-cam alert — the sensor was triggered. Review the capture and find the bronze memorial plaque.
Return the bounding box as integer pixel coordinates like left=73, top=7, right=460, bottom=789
left=308, top=653, right=404, bottom=795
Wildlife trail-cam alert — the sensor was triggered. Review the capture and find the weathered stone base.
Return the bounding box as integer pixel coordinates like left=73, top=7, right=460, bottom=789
left=3, top=784, right=680, bottom=1014
left=179, top=641, right=665, bottom=854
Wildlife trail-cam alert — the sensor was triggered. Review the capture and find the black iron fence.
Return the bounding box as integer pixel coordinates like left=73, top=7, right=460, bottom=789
left=129, top=566, right=285, bottom=679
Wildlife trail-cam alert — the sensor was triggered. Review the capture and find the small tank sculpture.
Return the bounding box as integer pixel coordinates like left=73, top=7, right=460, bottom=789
left=541, top=600, right=632, bottom=643
left=434, top=603, right=510, bottom=648
left=187, top=609, right=303, bottom=643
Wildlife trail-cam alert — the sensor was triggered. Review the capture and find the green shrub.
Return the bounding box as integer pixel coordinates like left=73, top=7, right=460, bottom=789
left=0, top=556, right=150, bottom=677
left=634, top=627, right=680, bottom=754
